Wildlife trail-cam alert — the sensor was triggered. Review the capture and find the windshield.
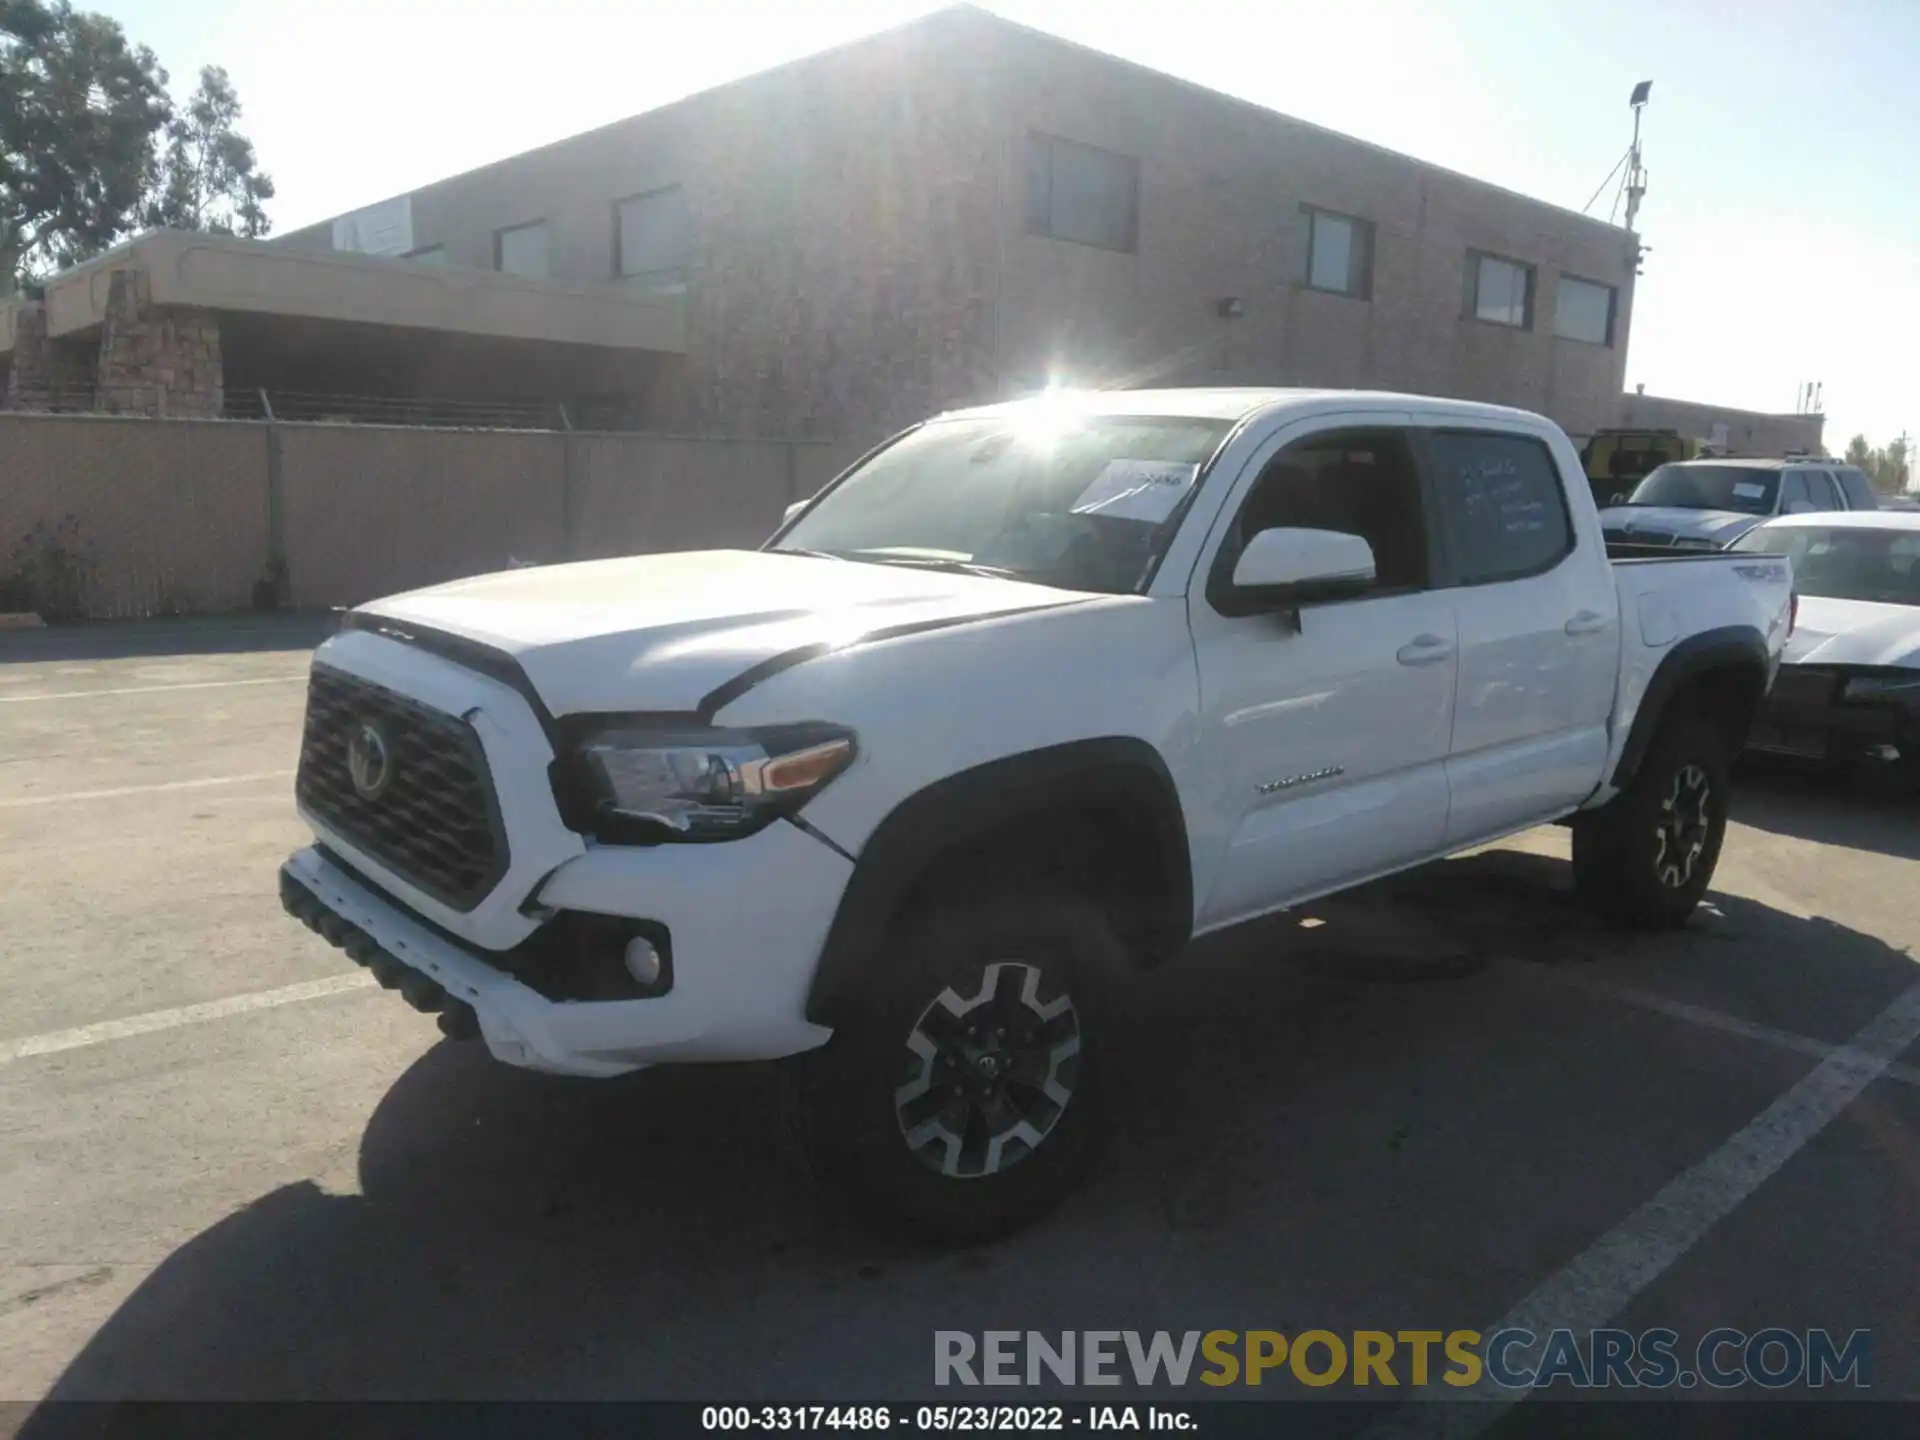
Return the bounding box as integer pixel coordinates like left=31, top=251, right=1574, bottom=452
left=1629, top=464, right=1779, bottom=515
left=1732, top=525, right=1920, bottom=606
left=772, top=414, right=1232, bottom=594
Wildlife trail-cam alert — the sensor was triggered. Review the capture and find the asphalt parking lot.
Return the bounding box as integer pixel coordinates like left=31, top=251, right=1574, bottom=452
left=1, top=617, right=1916, bottom=1429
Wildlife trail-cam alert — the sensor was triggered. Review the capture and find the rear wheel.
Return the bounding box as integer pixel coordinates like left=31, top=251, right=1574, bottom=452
left=1573, top=715, right=1730, bottom=930
left=797, top=891, right=1125, bottom=1244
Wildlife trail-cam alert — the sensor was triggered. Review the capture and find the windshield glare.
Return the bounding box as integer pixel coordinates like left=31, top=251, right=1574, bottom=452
left=773, top=414, right=1232, bottom=594
left=1630, top=464, right=1780, bottom=515
left=1732, top=525, right=1920, bottom=606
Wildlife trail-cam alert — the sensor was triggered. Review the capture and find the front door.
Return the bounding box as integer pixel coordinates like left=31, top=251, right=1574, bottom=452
left=1189, top=422, right=1459, bottom=931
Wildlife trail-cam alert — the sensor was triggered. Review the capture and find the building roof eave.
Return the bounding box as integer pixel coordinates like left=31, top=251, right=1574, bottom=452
left=39, top=230, right=686, bottom=355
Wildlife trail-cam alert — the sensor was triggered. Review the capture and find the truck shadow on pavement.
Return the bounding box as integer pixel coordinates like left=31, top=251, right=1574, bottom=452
left=20, top=845, right=1920, bottom=1416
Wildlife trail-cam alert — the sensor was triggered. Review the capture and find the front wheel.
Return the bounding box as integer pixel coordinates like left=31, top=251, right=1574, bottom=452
left=795, top=891, right=1126, bottom=1244
left=1573, top=715, right=1730, bottom=930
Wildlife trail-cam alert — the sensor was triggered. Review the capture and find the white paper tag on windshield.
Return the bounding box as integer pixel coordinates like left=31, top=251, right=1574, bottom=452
left=1069, top=460, right=1199, bottom=523
left=1733, top=482, right=1766, bottom=499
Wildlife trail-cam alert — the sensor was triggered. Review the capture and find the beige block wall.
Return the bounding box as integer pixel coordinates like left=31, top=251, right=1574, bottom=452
left=279, top=426, right=568, bottom=609
left=570, top=435, right=796, bottom=560
left=0, top=414, right=268, bottom=618
left=1, top=416, right=859, bottom=620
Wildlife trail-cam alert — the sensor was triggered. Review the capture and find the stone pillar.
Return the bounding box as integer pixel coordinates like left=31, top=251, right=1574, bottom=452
left=2, top=302, right=96, bottom=411
left=93, top=267, right=224, bottom=419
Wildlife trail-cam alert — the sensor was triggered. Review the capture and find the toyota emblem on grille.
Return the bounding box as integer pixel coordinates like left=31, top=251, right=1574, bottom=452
left=346, top=720, right=396, bottom=801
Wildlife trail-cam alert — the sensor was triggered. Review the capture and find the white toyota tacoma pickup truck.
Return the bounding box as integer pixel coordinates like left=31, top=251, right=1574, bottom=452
left=280, top=387, right=1794, bottom=1240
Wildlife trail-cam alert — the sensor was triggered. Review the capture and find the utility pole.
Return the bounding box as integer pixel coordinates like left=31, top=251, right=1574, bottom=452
left=1624, top=81, right=1652, bottom=234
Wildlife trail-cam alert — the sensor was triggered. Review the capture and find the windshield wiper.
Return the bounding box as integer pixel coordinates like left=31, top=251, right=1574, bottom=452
left=776, top=547, right=852, bottom=562
left=855, top=554, right=1025, bottom=580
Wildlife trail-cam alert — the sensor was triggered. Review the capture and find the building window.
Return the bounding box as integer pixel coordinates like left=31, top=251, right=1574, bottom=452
left=1025, top=132, right=1138, bottom=253
left=1465, top=251, right=1534, bottom=328
left=402, top=245, right=446, bottom=265
left=1554, top=275, right=1616, bottom=346
left=615, top=186, right=690, bottom=290
left=495, top=220, right=550, bottom=279
left=1295, top=205, right=1374, bottom=298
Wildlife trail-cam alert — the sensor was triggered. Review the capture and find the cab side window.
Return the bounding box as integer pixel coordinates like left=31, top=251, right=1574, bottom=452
left=1222, top=428, right=1430, bottom=596
left=1779, top=472, right=1814, bottom=512
left=1425, top=430, right=1573, bottom=585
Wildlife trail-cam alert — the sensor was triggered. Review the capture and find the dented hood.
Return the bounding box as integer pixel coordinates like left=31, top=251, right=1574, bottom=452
left=1784, top=595, right=1920, bottom=669
left=355, top=549, right=1086, bottom=716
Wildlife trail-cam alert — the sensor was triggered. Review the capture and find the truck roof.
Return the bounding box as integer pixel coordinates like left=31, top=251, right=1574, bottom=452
left=1658, top=457, right=1854, bottom=471
left=937, top=387, right=1554, bottom=429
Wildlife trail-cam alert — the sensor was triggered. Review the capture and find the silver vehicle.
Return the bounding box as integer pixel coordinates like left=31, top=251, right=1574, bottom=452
left=1730, top=510, right=1920, bottom=779
left=1601, top=458, right=1878, bottom=553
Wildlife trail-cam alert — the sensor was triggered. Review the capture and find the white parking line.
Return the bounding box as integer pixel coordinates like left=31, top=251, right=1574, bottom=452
left=1369, top=980, right=1920, bottom=1437
left=0, top=973, right=377, bottom=1067
left=1510, top=962, right=1920, bottom=1089
left=0, top=676, right=305, bottom=703
left=0, top=770, right=295, bottom=809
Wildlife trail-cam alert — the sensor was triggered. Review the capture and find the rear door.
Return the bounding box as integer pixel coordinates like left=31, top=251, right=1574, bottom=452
left=1423, top=426, right=1620, bottom=843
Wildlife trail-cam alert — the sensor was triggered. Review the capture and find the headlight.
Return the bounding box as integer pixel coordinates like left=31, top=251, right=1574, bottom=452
left=1842, top=673, right=1920, bottom=703
left=564, top=722, right=856, bottom=842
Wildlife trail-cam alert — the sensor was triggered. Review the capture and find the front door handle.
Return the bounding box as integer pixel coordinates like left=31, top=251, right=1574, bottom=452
left=1396, top=634, right=1456, bottom=666
left=1565, top=609, right=1610, bottom=636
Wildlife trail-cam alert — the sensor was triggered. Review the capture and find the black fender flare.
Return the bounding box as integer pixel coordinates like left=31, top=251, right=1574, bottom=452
left=1611, top=625, right=1770, bottom=789
left=804, top=738, right=1193, bottom=1026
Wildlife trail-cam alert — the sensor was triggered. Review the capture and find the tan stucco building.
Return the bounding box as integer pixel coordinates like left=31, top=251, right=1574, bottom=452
left=1, top=5, right=1820, bottom=452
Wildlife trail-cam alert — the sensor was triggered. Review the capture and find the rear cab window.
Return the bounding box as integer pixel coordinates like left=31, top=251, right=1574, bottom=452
left=1423, top=430, right=1575, bottom=585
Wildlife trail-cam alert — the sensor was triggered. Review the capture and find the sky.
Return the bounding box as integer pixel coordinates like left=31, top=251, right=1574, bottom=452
left=88, top=0, right=1920, bottom=451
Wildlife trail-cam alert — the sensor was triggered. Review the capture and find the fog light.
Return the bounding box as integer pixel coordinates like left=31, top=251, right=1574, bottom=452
left=624, top=936, right=664, bottom=987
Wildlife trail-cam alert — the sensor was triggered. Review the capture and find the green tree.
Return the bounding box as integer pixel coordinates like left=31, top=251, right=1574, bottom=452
left=146, top=65, right=273, bottom=239
left=1876, top=437, right=1911, bottom=497
left=1846, top=435, right=1913, bottom=497
left=0, top=0, right=170, bottom=291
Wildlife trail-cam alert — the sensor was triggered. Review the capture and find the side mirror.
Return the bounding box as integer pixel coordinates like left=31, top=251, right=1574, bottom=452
left=1223, top=527, right=1376, bottom=612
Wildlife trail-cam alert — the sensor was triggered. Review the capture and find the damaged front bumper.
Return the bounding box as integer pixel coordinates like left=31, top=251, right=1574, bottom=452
left=1746, top=664, right=1920, bottom=765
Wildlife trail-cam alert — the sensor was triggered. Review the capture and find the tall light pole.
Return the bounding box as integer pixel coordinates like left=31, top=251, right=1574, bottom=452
left=1624, top=81, right=1652, bottom=232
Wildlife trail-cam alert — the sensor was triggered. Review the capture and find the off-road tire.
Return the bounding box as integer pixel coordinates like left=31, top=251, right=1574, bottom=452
left=796, top=891, right=1127, bottom=1245
left=1573, top=715, right=1730, bottom=930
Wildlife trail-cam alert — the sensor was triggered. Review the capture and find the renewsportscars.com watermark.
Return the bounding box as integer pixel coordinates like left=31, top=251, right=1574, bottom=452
left=934, top=1329, right=1871, bottom=1391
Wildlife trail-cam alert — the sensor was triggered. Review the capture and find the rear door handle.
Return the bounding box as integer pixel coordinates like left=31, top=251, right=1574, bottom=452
left=1396, top=634, right=1456, bottom=666
left=1565, top=609, right=1610, bottom=636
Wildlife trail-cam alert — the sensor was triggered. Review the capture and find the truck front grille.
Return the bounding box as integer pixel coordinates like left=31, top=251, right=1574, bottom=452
left=296, top=666, right=508, bottom=910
